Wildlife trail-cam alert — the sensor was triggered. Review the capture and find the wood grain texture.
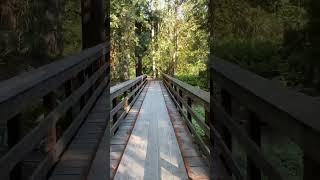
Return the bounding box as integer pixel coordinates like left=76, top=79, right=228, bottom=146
left=109, top=81, right=150, bottom=179
left=49, top=90, right=109, bottom=180
left=160, top=82, right=210, bottom=180
left=162, top=74, right=209, bottom=106
left=0, top=43, right=109, bottom=123
left=210, top=57, right=320, bottom=164
left=114, top=81, right=188, bottom=180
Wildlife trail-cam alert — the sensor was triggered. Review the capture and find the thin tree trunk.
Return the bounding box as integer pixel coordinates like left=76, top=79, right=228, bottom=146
left=172, top=1, right=178, bottom=76
left=136, top=56, right=143, bottom=76
left=152, top=23, right=156, bottom=78
left=135, top=21, right=143, bottom=77
left=45, top=0, right=64, bottom=57
left=0, top=0, right=18, bottom=55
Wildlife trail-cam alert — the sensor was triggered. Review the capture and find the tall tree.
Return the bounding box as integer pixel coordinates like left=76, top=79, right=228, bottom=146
left=81, top=0, right=105, bottom=49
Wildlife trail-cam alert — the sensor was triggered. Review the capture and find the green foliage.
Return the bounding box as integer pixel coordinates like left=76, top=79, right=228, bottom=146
left=215, top=37, right=280, bottom=78
left=175, top=74, right=208, bottom=90
left=62, top=0, right=82, bottom=55
left=111, top=0, right=152, bottom=82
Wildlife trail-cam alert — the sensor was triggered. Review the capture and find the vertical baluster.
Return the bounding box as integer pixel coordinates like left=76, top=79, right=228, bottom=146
left=209, top=70, right=215, bottom=178
left=173, top=85, right=178, bottom=106
left=187, top=97, right=192, bottom=122
left=43, top=93, right=57, bottom=153
left=220, top=89, right=232, bottom=176
left=7, top=114, right=22, bottom=180
left=78, top=71, right=86, bottom=109
left=178, top=89, right=183, bottom=108
left=246, top=111, right=261, bottom=180
left=64, top=80, right=74, bottom=129
left=112, top=98, right=118, bottom=125
left=304, top=154, right=320, bottom=180
left=124, top=91, right=129, bottom=113
left=205, top=109, right=209, bottom=125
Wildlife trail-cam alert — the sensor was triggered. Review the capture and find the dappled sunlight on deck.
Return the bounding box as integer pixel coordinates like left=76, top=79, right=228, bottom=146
left=114, top=81, right=188, bottom=180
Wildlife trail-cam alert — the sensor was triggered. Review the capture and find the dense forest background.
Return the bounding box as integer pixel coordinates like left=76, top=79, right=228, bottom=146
left=0, top=0, right=319, bottom=93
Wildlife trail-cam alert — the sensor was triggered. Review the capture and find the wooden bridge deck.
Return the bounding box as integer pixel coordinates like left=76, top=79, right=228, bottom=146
left=46, top=80, right=209, bottom=180
left=115, top=81, right=188, bottom=179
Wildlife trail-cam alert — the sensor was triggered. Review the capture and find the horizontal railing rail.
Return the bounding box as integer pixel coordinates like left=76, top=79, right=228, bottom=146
left=110, top=75, right=147, bottom=135
left=162, top=73, right=210, bottom=157
left=209, top=56, right=320, bottom=180
left=0, top=42, right=110, bottom=179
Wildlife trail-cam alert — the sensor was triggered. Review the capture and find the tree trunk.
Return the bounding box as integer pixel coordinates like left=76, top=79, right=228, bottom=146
left=306, top=0, right=320, bottom=90
left=81, top=0, right=106, bottom=49
left=44, top=0, right=64, bottom=57
left=136, top=56, right=143, bottom=76
left=152, top=23, right=156, bottom=78
left=135, top=21, right=143, bottom=77
left=172, top=1, right=178, bottom=76
left=0, top=0, right=18, bottom=56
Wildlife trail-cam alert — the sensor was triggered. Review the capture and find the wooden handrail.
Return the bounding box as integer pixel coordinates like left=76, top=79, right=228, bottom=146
left=162, top=74, right=209, bottom=106
left=162, top=73, right=210, bottom=157
left=110, top=75, right=147, bottom=135
left=0, top=42, right=109, bottom=179
left=0, top=43, right=110, bottom=123
left=209, top=56, right=320, bottom=179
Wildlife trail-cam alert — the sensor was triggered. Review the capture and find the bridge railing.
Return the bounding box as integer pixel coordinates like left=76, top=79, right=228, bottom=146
left=110, top=75, right=147, bottom=135
left=162, top=73, right=210, bottom=157
left=0, top=43, right=109, bottom=179
left=209, top=56, right=320, bottom=180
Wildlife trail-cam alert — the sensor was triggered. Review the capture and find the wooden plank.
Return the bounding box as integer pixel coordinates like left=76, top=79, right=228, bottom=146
left=160, top=81, right=211, bottom=180
left=110, top=80, right=147, bottom=134
left=0, top=64, right=109, bottom=177
left=87, top=90, right=110, bottom=180
left=163, top=74, right=209, bottom=106
left=110, top=75, right=146, bottom=99
left=211, top=57, right=320, bottom=163
left=0, top=43, right=109, bottom=123
left=163, top=82, right=210, bottom=157
left=109, top=82, right=149, bottom=179
left=114, top=81, right=187, bottom=179
left=213, top=101, right=285, bottom=180
left=164, top=80, right=209, bottom=136
left=48, top=90, right=109, bottom=180
left=32, top=79, right=108, bottom=179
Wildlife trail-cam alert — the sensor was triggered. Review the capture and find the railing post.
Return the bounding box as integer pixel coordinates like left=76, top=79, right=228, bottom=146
left=173, top=85, right=178, bottom=106
left=187, top=97, right=192, bottom=122
left=77, top=71, right=86, bottom=109
left=124, top=91, right=129, bottom=113
left=7, top=114, right=23, bottom=180
left=112, top=98, right=118, bottom=125
left=220, top=89, right=233, bottom=175
left=205, top=109, right=209, bottom=125
left=43, top=92, right=57, bottom=153
left=246, top=111, right=261, bottom=180
left=178, top=89, right=183, bottom=108
left=64, top=80, right=74, bottom=130
left=221, top=90, right=232, bottom=150
left=304, top=154, right=320, bottom=180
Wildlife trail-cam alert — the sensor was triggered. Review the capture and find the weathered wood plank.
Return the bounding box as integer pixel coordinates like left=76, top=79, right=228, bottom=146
left=211, top=57, right=320, bottom=164
left=114, top=81, right=187, bottom=180
left=0, top=43, right=109, bottom=123
left=162, top=74, right=209, bottom=106
left=160, top=81, right=210, bottom=180
left=109, top=81, right=150, bottom=179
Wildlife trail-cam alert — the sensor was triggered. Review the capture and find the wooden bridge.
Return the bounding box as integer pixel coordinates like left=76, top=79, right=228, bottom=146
left=1, top=1, right=320, bottom=179
left=0, top=42, right=320, bottom=180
